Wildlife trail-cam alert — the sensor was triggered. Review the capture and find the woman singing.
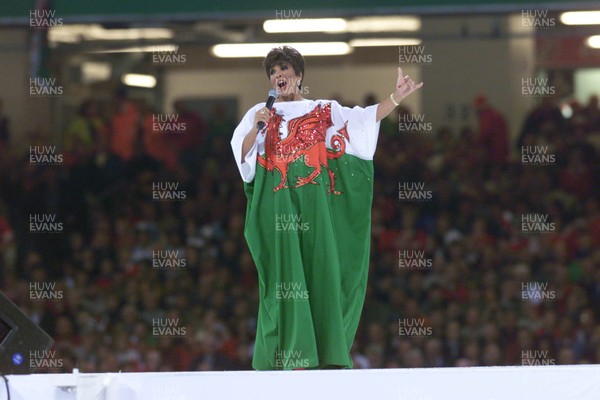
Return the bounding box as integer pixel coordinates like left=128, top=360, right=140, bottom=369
left=231, top=46, right=423, bottom=370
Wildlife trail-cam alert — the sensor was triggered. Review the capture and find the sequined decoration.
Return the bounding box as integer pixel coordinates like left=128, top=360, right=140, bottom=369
left=257, top=103, right=349, bottom=195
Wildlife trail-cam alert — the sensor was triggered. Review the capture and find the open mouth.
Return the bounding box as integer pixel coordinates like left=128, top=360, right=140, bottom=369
left=277, top=81, right=287, bottom=89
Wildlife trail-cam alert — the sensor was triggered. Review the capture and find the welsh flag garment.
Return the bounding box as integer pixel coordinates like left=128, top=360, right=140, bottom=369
left=231, top=99, right=380, bottom=370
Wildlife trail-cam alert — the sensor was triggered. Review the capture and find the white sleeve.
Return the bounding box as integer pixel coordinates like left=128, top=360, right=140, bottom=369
left=231, top=104, right=262, bottom=183
left=329, top=100, right=381, bottom=160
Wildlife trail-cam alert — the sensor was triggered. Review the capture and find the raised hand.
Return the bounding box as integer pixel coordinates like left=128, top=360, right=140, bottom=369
left=394, top=67, right=423, bottom=103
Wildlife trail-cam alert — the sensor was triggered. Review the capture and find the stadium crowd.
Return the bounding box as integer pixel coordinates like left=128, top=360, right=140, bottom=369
left=0, top=92, right=598, bottom=372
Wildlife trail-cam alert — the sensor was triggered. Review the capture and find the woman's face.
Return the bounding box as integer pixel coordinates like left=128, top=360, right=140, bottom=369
left=268, top=62, right=302, bottom=96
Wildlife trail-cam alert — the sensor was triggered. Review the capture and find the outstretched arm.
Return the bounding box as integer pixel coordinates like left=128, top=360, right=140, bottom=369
left=376, top=67, right=423, bottom=122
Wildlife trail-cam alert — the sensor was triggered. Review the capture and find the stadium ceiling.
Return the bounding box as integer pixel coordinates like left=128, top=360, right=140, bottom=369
left=1, top=0, right=599, bottom=24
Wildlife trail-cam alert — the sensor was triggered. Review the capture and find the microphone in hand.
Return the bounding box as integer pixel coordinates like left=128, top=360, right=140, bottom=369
left=257, top=89, right=279, bottom=130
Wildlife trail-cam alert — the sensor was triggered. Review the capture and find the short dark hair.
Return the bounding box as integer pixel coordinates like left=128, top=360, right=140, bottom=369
left=263, top=46, right=305, bottom=88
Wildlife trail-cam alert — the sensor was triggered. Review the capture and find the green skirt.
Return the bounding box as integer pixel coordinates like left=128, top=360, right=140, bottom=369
left=243, top=153, right=374, bottom=370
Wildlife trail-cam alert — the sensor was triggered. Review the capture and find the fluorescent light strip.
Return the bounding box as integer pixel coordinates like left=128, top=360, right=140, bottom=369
left=263, top=18, right=346, bottom=33
left=263, top=16, right=420, bottom=34
left=90, top=28, right=173, bottom=40
left=81, top=62, right=112, bottom=83
left=350, top=38, right=422, bottom=47
left=89, top=45, right=178, bottom=54
left=346, top=16, right=421, bottom=32
left=211, top=42, right=352, bottom=58
left=121, top=74, right=156, bottom=88
left=49, top=24, right=173, bottom=44
left=587, top=35, right=600, bottom=48
left=560, top=11, right=600, bottom=25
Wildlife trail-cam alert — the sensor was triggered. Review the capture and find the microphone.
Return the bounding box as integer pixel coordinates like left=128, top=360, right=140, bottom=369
left=257, top=89, right=279, bottom=130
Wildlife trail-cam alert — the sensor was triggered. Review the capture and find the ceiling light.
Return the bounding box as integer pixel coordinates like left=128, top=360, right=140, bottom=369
left=81, top=62, right=111, bottom=83
left=263, top=16, right=420, bottom=34
left=211, top=42, right=352, bottom=58
left=560, top=11, right=600, bottom=25
left=586, top=35, right=600, bottom=48
left=49, top=24, right=173, bottom=44
left=350, top=38, right=422, bottom=47
left=88, top=45, right=178, bottom=53
left=346, top=16, right=421, bottom=32
left=263, top=18, right=346, bottom=33
left=121, top=73, right=156, bottom=88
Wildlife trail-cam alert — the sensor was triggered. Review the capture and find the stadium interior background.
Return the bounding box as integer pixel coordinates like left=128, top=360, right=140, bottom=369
left=0, top=0, right=599, bottom=372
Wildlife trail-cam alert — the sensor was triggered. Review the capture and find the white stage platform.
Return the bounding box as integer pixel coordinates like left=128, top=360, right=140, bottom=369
left=5, top=365, right=600, bottom=400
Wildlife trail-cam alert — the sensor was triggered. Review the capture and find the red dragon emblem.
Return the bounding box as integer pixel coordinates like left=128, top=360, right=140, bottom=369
left=257, top=103, right=349, bottom=194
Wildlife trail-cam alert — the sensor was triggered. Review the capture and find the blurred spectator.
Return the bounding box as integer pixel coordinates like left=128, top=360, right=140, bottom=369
left=64, top=100, right=108, bottom=167
left=0, top=98, right=9, bottom=152
left=517, top=97, right=564, bottom=148
left=363, top=93, right=377, bottom=106
left=583, top=95, right=600, bottom=134
left=110, top=87, right=142, bottom=162
left=171, top=100, right=206, bottom=170
left=206, top=103, right=236, bottom=144
left=558, top=147, right=593, bottom=199
left=140, top=102, right=178, bottom=171
left=474, top=95, right=509, bottom=166
left=0, top=202, right=15, bottom=272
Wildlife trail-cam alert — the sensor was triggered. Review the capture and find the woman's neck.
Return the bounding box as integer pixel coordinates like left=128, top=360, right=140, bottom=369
left=277, top=92, right=304, bottom=102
